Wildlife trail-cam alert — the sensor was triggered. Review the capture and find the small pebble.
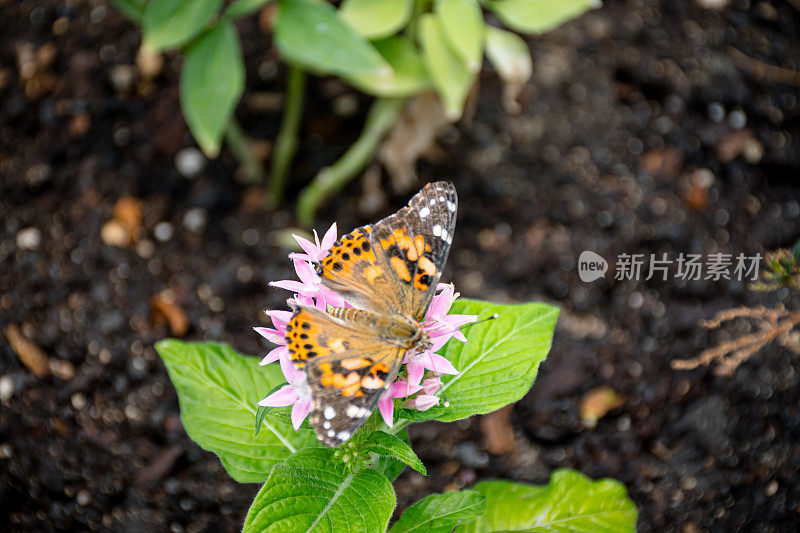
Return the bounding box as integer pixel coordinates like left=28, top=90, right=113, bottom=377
left=0, top=375, right=14, bottom=401
left=175, top=148, right=206, bottom=179
left=154, top=222, right=174, bottom=242
left=109, top=64, right=136, bottom=93
left=182, top=208, right=207, bottom=232
left=727, top=109, right=747, bottom=129
left=708, top=102, right=725, bottom=123
left=71, top=392, right=87, bottom=410
left=16, top=227, right=41, bottom=250
left=76, top=489, right=91, bottom=506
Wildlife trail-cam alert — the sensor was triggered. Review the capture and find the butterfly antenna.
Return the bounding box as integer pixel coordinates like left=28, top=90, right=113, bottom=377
left=428, top=313, right=499, bottom=340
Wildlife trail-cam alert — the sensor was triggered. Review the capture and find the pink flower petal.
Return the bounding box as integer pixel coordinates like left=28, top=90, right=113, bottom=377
left=293, top=259, right=318, bottom=286
left=429, top=334, right=451, bottom=352
left=254, top=327, right=285, bottom=345
left=293, top=234, right=321, bottom=260
left=291, top=397, right=312, bottom=430
left=270, top=279, right=310, bottom=294
left=320, top=222, right=337, bottom=251
left=427, top=284, right=454, bottom=320
left=258, top=385, right=299, bottom=407
left=259, top=346, right=287, bottom=366
left=409, top=394, right=440, bottom=411
left=265, top=310, right=293, bottom=329
left=425, top=352, right=459, bottom=375
left=319, top=286, right=345, bottom=308
left=406, top=361, right=425, bottom=386
left=389, top=380, right=422, bottom=398
left=378, top=394, right=394, bottom=427
left=422, top=377, right=442, bottom=395
left=280, top=354, right=305, bottom=384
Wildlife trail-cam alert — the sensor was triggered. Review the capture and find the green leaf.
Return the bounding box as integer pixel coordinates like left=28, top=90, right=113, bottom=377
left=243, top=448, right=396, bottom=532
left=391, top=490, right=487, bottom=533
left=143, top=0, right=223, bottom=50
left=486, top=0, right=600, bottom=35
left=346, top=36, right=431, bottom=97
left=155, top=340, right=318, bottom=483
left=374, top=428, right=411, bottom=481
left=340, top=0, right=413, bottom=40
left=457, top=470, right=638, bottom=532
left=431, top=299, right=559, bottom=423
left=179, top=20, right=245, bottom=158
left=364, top=430, right=426, bottom=475
left=275, top=0, right=390, bottom=77
left=253, top=382, right=286, bottom=436
left=111, top=0, right=148, bottom=23
left=226, top=0, right=273, bottom=18
left=435, top=0, right=485, bottom=73
left=419, top=13, right=475, bottom=120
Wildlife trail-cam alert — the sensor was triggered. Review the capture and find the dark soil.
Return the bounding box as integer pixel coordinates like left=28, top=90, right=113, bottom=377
left=3, top=0, right=800, bottom=531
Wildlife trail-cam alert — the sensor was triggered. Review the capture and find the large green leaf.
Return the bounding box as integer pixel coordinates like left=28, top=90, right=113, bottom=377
left=243, top=448, right=396, bottom=532
left=275, top=0, right=390, bottom=77
left=143, top=0, right=223, bottom=50
left=155, top=340, right=318, bottom=483
left=340, top=0, right=413, bottom=40
left=364, top=430, right=426, bottom=475
left=179, top=20, right=245, bottom=158
left=457, top=470, right=638, bottom=532
left=418, top=13, right=475, bottom=120
left=346, top=36, right=431, bottom=97
left=431, top=299, right=559, bottom=423
left=391, top=490, right=487, bottom=533
left=435, top=0, right=485, bottom=72
left=485, top=0, right=600, bottom=35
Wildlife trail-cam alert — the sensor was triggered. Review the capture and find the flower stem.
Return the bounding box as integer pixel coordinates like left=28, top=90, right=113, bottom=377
left=271, top=65, right=306, bottom=204
left=225, top=118, right=266, bottom=184
left=296, top=97, right=406, bottom=227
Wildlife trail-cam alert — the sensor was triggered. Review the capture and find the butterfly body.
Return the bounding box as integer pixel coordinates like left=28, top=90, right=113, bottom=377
left=285, top=181, right=457, bottom=446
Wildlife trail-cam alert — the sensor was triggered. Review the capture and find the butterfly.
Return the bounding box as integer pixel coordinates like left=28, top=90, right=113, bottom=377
left=284, top=181, right=457, bottom=446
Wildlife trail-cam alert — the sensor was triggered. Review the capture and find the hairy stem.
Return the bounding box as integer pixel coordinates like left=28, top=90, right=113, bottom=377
left=271, top=65, right=307, bottom=204
left=296, top=97, right=406, bottom=227
left=225, top=118, right=266, bottom=184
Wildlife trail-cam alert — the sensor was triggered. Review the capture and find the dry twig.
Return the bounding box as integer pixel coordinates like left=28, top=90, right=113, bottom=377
left=672, top=305, right=800, bottom=376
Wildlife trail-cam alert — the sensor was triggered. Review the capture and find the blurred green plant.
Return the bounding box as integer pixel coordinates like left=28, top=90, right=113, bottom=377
left=750, top=244, right=800, bottom=292
left=111, top=0, right=599, bottom=224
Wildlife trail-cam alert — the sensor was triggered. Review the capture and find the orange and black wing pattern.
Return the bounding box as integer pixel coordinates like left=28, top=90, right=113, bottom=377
left=285, top=305, right=404, bottom=446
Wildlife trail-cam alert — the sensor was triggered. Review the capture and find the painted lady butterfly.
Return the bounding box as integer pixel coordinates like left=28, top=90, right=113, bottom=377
left=285, top=181, right=457, bottom=446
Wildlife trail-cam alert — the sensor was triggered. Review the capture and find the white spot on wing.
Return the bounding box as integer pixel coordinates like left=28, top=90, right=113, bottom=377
left=418, top=206, right=430, bottom=218
left=323, top=406, right=336, bottom=419
left=323, top=421, right=331, bottom=429
left=439, top=196, right=445, bottom=202
left=447, top=201, right=456, bottom=212
left=432, top=224, right=442, bottom=237
left=440, top=229, right=449, bottom=241
left=337, top=430, right=351, bottom=441
left=346, top=405, right=360, bottom=418
left=327, top=429, right=335, bottom=437
left=429, top=198, right=436, bottom=206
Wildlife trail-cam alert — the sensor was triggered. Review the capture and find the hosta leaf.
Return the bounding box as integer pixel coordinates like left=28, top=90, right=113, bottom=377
left=485, top=0, right=600, bottom=35
left=226, top=0, right=273, bottom=18
left=346, top=36, right=431, bottom=97
left=364, top=430, right=426, bottom=475
left=457, top=470, right=638, bottom=532
left=340, top=0, right=413, bottom=40
left=155, top=340, right=318, bottom=483
left=243, top=448, right=396, bottom=532
left=435, top=0, right=485, bottom=72
left=143, top=0, right=223, bottom=50
left=402, top=299, right=558, bottom=423
left=275, top=0, right=390, bottom=77
left=418, top=13, right=475, bottom=120
left=391, top=490, right=487, bottom=533
left=180, top=20, right=245, bottom=157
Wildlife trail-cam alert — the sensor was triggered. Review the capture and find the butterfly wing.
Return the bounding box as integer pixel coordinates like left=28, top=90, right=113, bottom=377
left=317, top=181, right=457, bottom=320
left=286, top=305, right=405, bottom=446
left=370, top=181, right=457, bottom=320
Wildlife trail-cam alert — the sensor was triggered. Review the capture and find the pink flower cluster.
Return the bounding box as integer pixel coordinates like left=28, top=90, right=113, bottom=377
left=255, top=223, right=476, bottom=430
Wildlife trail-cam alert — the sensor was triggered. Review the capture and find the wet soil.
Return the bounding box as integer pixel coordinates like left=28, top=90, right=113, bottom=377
left=2, top=0, right=800, bottom=531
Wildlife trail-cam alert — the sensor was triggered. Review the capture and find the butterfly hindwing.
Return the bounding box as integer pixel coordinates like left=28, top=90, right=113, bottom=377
left=286, top=305, right=405, bottom=446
